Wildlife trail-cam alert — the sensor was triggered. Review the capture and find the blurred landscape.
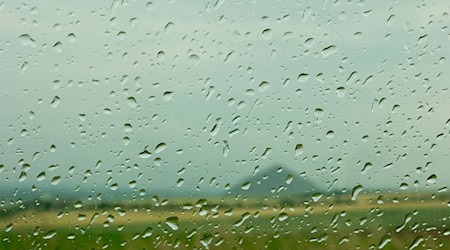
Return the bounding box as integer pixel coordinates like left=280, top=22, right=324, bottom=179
left=1, top=165, right=449, bottom=249
left=1, top=0, right=450, bottom=249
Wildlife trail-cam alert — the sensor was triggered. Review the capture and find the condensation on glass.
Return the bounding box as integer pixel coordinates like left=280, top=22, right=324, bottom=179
left=0, top=0, right=449, bottom=249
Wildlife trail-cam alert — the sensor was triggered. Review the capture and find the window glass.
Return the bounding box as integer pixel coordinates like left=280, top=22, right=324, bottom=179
left=1, top=0, right=449, bottom=249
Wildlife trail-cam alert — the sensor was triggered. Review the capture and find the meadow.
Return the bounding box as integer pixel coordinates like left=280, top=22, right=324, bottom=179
left=0, top=193, right=448, bottom=249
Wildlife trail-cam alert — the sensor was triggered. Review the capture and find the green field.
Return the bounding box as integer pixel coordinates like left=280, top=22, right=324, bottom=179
left=1, top=196, right=449, bottom=249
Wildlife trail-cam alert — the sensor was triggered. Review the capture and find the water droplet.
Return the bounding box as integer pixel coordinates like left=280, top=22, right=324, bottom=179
left=117, top=31, right=127, bottom=40
left=127, top=97, right=137, bottom=108
left=351, top=184, right=363, bottom=201
left=67, top=33, right=76, bottom=42
left=200, top=234, right=213, bottom=248
left=5, top=223, right=13, bottom=232
left=155, top=143, right=166, bottom=153
left=18, top=34, right=37, bottom=47
left=67, top=233, right=76, bottom=240
left=286, top=174, right=293, bottom=184
left=427, top=174, right=437, bottom=184
left=145, top=2, right=154, bottom=11
left=278, top=212, right=288, bottom=221
left=50, top=96, right=61, bottom=108
left=18, top=172, right=27, bottom=182
left=353, top=32, right=363, bottom=39
left=176, top=178, right=184, bottom=187
left=51, top=176, right=61, bottom=186
left=361, top=162, right=372, bottom=174
left=43, top=230, right=57, bottom=240
left=162, top=91, right=173, bottom=101
left=326, top=130, right=335, bottom=138
left=378, top=235, right=391, bottom=249
left=142, top=227, right=153, bottom=238
left=408, top=236, right=424, bottom=250
left=189, top=54, right=200, bottom=65
left=53, top=41, right=62, bottom=52
left=258, top=81, right=270, bottom=93
left=312, top=193, right=323, bottom=202
left=336, top=87, right=345, bottom=97
left=165, top=216, right=179, bottom=230
left=36, top=171, right=46, bottom=181
left=157, top=50, right=165, bottom=60
left=321, top=45, right=337, bottom=58
left=241, top=181, right=251, bottom=190
left=261, top=28, right=272, bottom=40
left=297, top=73, right=310, bottom=82
left=139, top=147, right=152, bottom=158
left=164, top=22, right=175, bottom=33
left=294, top=144, right=303, bottom=156
left=124, top=123, right=133, bottom=133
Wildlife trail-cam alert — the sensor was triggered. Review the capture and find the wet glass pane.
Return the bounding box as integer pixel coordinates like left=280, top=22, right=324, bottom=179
left=1, top=0, right=449, bottom=249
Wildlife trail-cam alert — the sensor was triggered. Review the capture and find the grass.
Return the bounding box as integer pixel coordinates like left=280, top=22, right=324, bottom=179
left=0, top=203, right=448, bottom=249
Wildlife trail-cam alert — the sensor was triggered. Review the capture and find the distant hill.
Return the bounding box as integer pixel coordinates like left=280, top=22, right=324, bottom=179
left=227, top=165, right=323, bottom=197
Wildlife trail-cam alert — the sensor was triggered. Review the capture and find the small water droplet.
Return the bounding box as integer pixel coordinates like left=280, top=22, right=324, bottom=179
left=67, top=33, right=76, bottom=42
left=261, top=28, right=272, bottom=40
left=117, top=31, right=127, bottom=40
left=241, top=181, right=251, bottom=190
left=18, top=34, right=36, bottom=47
left=43, top=230, right=57, bottom=240
left=326, top=130, right=335, bottom=138
left=155, top=143, right=166, bottom=153
left=427, top=174, right=437, bottom=184
left=162, top=91, right=173, bottom=101
left=351, top=184, right=363, bottom=201
left=321, top=45, right=337, bottom=58
left=336, top=87, right=345, bottom=97
left=278, top=212, right=288, bottom=222
left=53, top=41, right=62, bottom=52
left=165, top=216, right=179, bottom=230
left=294, top=144, right=303, bottom=156
left=297, top=73, right=310, bottom=82
left=258, top=81, right=270, bottom=93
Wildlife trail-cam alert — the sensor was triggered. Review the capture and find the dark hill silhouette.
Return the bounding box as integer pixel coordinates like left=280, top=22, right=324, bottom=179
left=227, top=165, right=323, bottom=197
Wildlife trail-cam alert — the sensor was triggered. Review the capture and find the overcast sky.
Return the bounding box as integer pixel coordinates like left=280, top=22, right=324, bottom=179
left=1, top=0, right=449, bottom=198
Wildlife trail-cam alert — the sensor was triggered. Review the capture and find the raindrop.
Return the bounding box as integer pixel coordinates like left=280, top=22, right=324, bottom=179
left=297, top=73, right=310, bottom=82
left=258, top=81, right=270, bottom=93
left=162, top=91, right=173, bottom=101
left=189, top=54, right=200, bottom=65
left=351, top=184, right=363, bottom=201
left=378, top=235, right=392, bottom=249
left=51, top=176, right=61, bottom=186
left=164, top=22, right=175, bottom=33
left=138, top=148, right=152, bottom=158
left=427, top=174, right=437, bottom=184
left=155, top=143, right=166, bottom=153
left=165, top=216, right=179, bottom=230
left=326, top=130, right=335, bottom=138
left=50, top=96, right=61, bottom=108
left=142, top=227, right=153, bottom=238
left=294, top=144, right=303, bottom=156
left=157, top=50, right=165, bottom=60
left=241, top=181, right=251, bottom=190
left=261, top=29, right=272, bottom=40
left=336, top=87, right=345, bottom=97
left=127, top=97, right=137, bottom=108
left=321, top=45, right=337, bottom=58
left=67, top=33, right=76, bottom=42
left=117, top=31, right=127, bottom=40
left=18, top=34, right=37, bottom=47
left=43, top=230, right=57, bottom=240
left=286, top=174, right=293, bottom=184
left=278, top=212, right=288, bottom=222
left=53, top=42, right=62, bottom=52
